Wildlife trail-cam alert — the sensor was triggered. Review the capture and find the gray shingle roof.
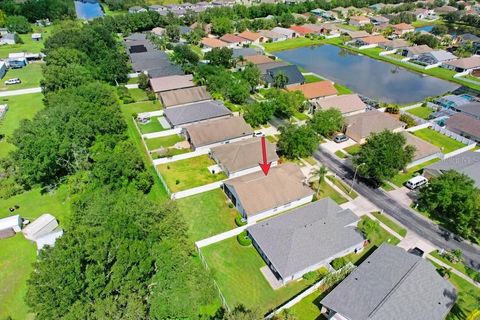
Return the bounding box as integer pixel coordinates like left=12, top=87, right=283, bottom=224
left=264, top=65, right=305, bottom=86
left=248, top=198, right=363, bottom=279
left=232, top=47, right=264, bottom=58
left=164, top=100, right=231, bottom=126
left=425, top=151, right=480, bottom=187
left=321, top=244, right=457, bottom=320
left=453, top=101, right=480, bottom=118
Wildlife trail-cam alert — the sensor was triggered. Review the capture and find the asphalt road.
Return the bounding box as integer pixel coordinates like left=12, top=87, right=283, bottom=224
left=313, top=148, right=480, bottom=271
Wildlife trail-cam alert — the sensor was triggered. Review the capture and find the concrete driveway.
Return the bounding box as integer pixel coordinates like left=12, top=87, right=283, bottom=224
left=387, top=187, right=414, bottom=208
left=321, top=138, right=356, bottom=154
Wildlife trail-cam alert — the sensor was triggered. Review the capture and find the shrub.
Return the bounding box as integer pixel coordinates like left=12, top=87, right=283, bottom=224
left=302, top=271, right=317, bottom=281
left=331, top=257, right=347, bottom=270
left=146, top=89, right=156, bottom=101
left=175, top=179, right=180, bottom=185
left=385, top=104, right=400, bottom=114
left=399, top=114, right=416, bottom=128
left=237, top=231, right=252, bottom=246
left=235, top=215, right=247, bottom=226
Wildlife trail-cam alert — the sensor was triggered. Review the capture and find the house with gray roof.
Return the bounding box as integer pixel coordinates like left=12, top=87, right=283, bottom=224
left=264, top=65, right=305, bottom=87
left=452, top=101, right=480, bottom=119
left=232, top=47, right=264, bottom=58
left=321, top=244, right=456, bottom=320
left=445, top=113, right=480, bottom=143
left=159, top=86, right=211, bottom=108
left=423, top=152, right=480, bottom=187
left=163, top=100, right=231, bottom=128
left=247, top=198, right=365, bottom=286
left=415, top=50, right=457, bottom=66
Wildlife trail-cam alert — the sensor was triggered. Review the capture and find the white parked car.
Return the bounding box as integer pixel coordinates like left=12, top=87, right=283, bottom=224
left=405, top=175, right=428, bottom=190
left=4, top=78, right=21, bottom=85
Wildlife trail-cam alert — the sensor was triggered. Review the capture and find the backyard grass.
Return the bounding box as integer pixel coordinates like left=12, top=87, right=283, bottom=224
left=327, top=176, right=358, bottom=199
left=129, top=88, right=150, bottom=102
left=412, top=128, right=465, bottom=154
left=344, top=144, right=361, bottom=155
left=263, top=37, right=324, bottom=52
left=312, top=180, right=348, bottom=205
left=304, top=74, right=323, bottom=83
left=293, top=110, right=310, bottom=121
left=124, top=100, right=160, bottom=115
left=334, top=83, right=353, bottom=95
left=0, top=93, right=44, bottom=159
left=157, top=155, right=226, bottom=193
left=0, top=63, right=43, bottom=91
left=0, top=186, right=71, bottom=320
left=407, top=106, right=434, bottom=119
left=0, top=25, right=55, bottom=59
left=288, top=289, right=328, bottom=320
left=145, top=134, right=184, bottom=150
left=389, top=158, right=440, bottom=187
left=176, top=189, right=238, bottom=241
left=371, top=211, right=407, bottom=237
left=200, top=237, right=317, bottom=313
left=338, top=23, right=360, bottom=31
left=137, top=117, right=166, bottom=134
left=430, top=250, right=480, bottom=282
left=334, top=150, right=347, bottom=159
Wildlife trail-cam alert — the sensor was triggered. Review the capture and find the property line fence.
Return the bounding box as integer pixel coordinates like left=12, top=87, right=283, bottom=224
left=197, top=248, right=230, bottom=312
left=430, top=122, right=476, bottom=146
left=152, top=148, right=209, bottom=165
left=195, top=225, right=248, bottom=248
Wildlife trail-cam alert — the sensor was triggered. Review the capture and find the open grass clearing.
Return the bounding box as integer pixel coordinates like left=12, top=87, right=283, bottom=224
left=407, top=106, right=434, bottom=119
left=0, top=25, right=55, bottom=59
left=311, top=180, right=348, bottom=205
left=176, top=189, right=238, bottom=241
left=412, top=128, right=466, bottom=154
left=430, top=250, right=480, bottom=282
left=371, top=211, right=407, bottom=237
left=144, top=134, right=184, bottom=150
left=327, top=176, right=358, bottom=199
left=0, top=63, right=43, bottom=91
left=389, top=158, right=440, bottom=187
left=123, top=100, right=160, bottom=115
left=157, top=155, right=226, bottom=193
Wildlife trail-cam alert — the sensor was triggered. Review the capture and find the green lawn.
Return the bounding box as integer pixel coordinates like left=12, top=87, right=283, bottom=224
left=201, top=237, right=317, bottom=313
left=381, top=182, right=395, bottom=192
left=0, top=25, right=55, bottom=59
left=157, top=155, right=227, bottom=193
left=407, top=106, right=434, bottom=119
left=0, top=63, right=43, bottom=91
left=312, top=180, right=348, bottom=205
left=0, top=93, right=44, bottom=159
left=124, top=100, right=160, bottom=115
left=263, top=37, right=325, bottom=52
left=0, top=186, right=71, bottom=320
left=176, top=189, right=238, bottom=241
left=430, top=250, right=480, bottom=282
left=288, top=289, right=328, bottom=320
left=412, top=128, right=465, bottom=154
left=145, top=134, right=184, bottom=150
left=129, top=88, right=150, bottom=102
left=334, top=83, right=353, bottom=95
left=334, top=150, right=347, bottom=159
left=344, top=144, right=361, bottom=155
left=338, top=23, right=360, bottom=31
left=327, top=176, right=358, bottom=199
left=304, top=74, right=323, bottom=83
left=137, top=117, right=166, bottom=134
left=390, top=158, right=440, bottom=187
left=371, top=211, right=407, bottom=237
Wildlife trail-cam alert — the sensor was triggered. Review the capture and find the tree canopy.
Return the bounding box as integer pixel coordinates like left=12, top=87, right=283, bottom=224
left=309, top=108, right=344, bottom=138
left=277, top=124, right=319, bottom=159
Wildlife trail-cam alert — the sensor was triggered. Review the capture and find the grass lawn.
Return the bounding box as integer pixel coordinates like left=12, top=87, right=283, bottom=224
left=0, top=93, right=44, bottom=159
left=381, top=182, right=395, bottom=192
left=338, top=23, right=360, bottom=31
left=176, top=189, right=238, bottom=241
left=201, top=237, right=317, bottom=313
left=430, top=250, right=480, bottom=282
left=312, top=180, right=348, bottom=205
left=412, top=19, right=444, bottom=28
left=412, top=128, right=466, bottom=154
left=334, top=83, right=353, bottom=95
left=157, top=155, right=226, bottom=193
left=144, top=134, right=184, bottom=150
left=293, top=110, right=310, bottom=121
left=407, top=106, right=434, bottom=119
left=344, top=144, right=361, bottom=155
left=334, top=150, right=347, bottom=159
left=266, top=135, right=277, bottom=143
left=264, top=37, right=324, bottom=52
left=303, top=156, right=317, bottom=166
left=124, top=100, right=161, bottom=115
left=137, top=117, right=166, bottom=134
left=288, top=289, right=328, bottom=320
left=0, top=63, right=43, bottom=91
left=389, top=158, right=440, bottom=187
left=0, top=186, right=71, bottom=320
left=129, top=88, right=150, bottom=102
left=327, top=176, right=358, bottom=199
left=304, top=74, right=323, bottom=83
left=0, top=25, right=55, bottom=59
left=126, top=77, right=139, bottom=84
left=371, top=211, right=407, bottom=237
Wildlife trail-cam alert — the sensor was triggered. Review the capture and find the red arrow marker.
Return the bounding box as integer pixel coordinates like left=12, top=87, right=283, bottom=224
left=259, top=136, right=271, bottom=176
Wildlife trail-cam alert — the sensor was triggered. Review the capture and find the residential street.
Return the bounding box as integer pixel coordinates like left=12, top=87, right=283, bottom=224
left=313, top=147, right=480, bottom=271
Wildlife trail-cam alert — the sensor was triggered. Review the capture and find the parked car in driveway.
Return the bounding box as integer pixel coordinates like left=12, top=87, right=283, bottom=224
left=405, top=176, right=428, bottom=190
left=333, top=134, right=349, bottom=143
left=4, top=78, right=21, bottom=85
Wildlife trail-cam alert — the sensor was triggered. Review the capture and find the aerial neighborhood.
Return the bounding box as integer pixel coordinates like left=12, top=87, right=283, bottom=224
left=0, top=0, right=479, bottom=319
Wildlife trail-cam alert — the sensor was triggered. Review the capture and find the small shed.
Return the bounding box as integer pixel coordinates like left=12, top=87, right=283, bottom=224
left=31, top=33, right=42, bottom=41
left=0, top=215, right=22, bottom=233
left=23, top=213, right=58, bottom=241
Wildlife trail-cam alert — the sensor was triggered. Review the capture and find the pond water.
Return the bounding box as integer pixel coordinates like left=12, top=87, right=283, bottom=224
left=274, top=45, right=459, bottom=104
left=74, top=0, right=104, bottom=20
left=415, top=25, right=433, bottom=33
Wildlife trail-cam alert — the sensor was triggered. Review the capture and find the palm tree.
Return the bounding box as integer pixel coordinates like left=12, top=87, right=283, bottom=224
left=311, top=165, right=328, bottom=197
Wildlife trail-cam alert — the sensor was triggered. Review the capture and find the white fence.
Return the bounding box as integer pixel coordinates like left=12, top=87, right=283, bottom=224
left=152, top=149, right=209, bottom=165
left=142, top=128, right=182, bottom=139
left=195, top=225, right=248, bottom=248
left=379, top=49, right=397, bottom=56
left=430, top=123, right=476, bottom=146
left=138, top=110, right=164, bottom=118
left=171, top=180, right=224, bottom=199
left=443, top=144, right=476, bottom=159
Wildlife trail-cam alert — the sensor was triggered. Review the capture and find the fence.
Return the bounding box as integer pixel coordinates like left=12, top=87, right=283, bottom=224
left=197, top=248, right=230, bottom=312
left=430, top=122, right=476, bottom=146
left=137, top=110, right=164, bottom=118
left=142, top=128, right=182, bottom=139
left=195, top=225, right=248, bottom=248
left=171, top=180, right=224, bottom=200
left=152, top=148, right=209, bottom=165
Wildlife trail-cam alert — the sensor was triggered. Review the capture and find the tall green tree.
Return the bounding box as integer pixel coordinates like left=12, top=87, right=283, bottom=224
left=205, top=47, right=234, bottom=68
left=211, top=16, right=234, bottom=35
left=5, top=15, right=31, bottom=33
left=273, top=72, right=289, bottom=88
left=277, top=124, right=319, bottom=159
left=309, top=108, right=344, bottom=138
left=311, top=165, right=328, bottom=197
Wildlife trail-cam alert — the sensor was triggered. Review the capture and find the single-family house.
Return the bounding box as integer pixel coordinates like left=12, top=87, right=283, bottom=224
left=264, top=65, right=305, bottom=87
left=232, top=47, right=264, bottom=58
left=415, top=50, right=457, bottom=67
left=7, top=52, right=27, bottom=68
left=184, top=116, right=254, bottom=150
left=287, top=80, right=338, bottom=101
left=370, top=15, right=390, bottom=25
left=434, top=94, right=474, bottom=109
left=311, top=8, right=338, bottom=20
left=220, top=34, right=248, bottom=46
left=402, top=132, right=441, bottom=167
left=31, top=33, right=42, bottom=41
left=380, top=39, right=410, bottom=51
left=348, top=16, right=370, bottom=27
left=259, top=29, right=286, bottom=42
left=35, top=229, right=63, bottom=251
left=148, top=4, right=166, bottom=12
left=321, top=244, right=456, bottom=320
left=443, top=55, right=480, bottom=73
left=247, top=198, right=365, bottom=286
left=453, top=33, right=480, bottom=46
left=0, top=33, right=16, bottom=45
left=23, top=214, right=58, bottom=241
left=452, top=101, right=480, bottom=119
left=289, top=25, right=314, bottom=36
left=414, top=8, right=436, bottom=20
left=240, top=55, right=275, bottom=66
left=344, top=30, right=371, bottom=39
left=150, top=74, right=195, bottom=94
left=129, top=6, right=147, bottom=13
left=237, top=30, right=264, bottom=44
left=200, top=37, right=229, bottom=50
left=445, top=113, right=480, bottom=143
left=0, top=61, right=6, bottom=79
left=210, top=138, right=279, bottom=178
left=0, top=215, right=22, bottom=235
left=163, top=100, right=232, bottom=128
left=435, top=5, right=458, bottom=14
left=179, top=26, right=192, bottom=36
left=401, top=45, right=434, bottom=58
left=344, top=111, right=406, bottom=143
left=190, top=22, right=212, bottom=34
left=223, top=164, right=314, bottom=223
left=392, top=23, right=415, bottom=36
left=314, top=94, right=366, bottom=116
left=159, top=86, right=211, bottom=108
left=271, top=27, right=297, bottom=39
left=301, top=24, right=328, bottom=35
left=257, top=61, right=290, bottom=75
left=349, top=35, right=388, bottom=48
left=424, top=152, right=480, bottom=187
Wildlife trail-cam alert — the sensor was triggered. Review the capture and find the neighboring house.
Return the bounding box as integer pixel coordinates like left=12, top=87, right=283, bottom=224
left=445, top=113, right=480, bottom=143
left=453, top=33, right=480, bottom=46
left=434, top=94, right=474, bottom=109
left=289, top=25, right=314, bottom=36
left=163, top=100, right=232, bottom=128
left=179, top=26, right=192, bottom=36
left=287, top=80, right=338, bottom=102
left=401, top=132, right=441, bottom=167
left=259, top=29, right=286, bottom=42
left=257, top=61, right=290, bottom=75
left=184, top=116, right=254, bottom=150
left=210, top=138, right=279, bottom=178
left=23, top=214, right=58, bottom=241
left=247, top=198, right=365, bottom=286
left=241, top=55, right=275, bottom=66
left=344, top=111, right=406, bottom=143
left=380, top=39, right=410, bottom=51
left=344, top=30, right=371, bottom=39
left=321, top=244, right=456, bottom=320
left=414, top=8, right=436, bottom=20
left=424, top=152, right=480, bottom=187
left=150, top=74, right=195, bottom=94
left=349, top=35, right=388, bottom=48
left=264, top=65, right=305, bottom=87
left=370, top=15, right=390, bottom=25
left=435, top=5, right=458, bottom=14
left=415, top=50, right=457, bottom=66
left=0, top=33, right=16, bottom=45
left=0, top=215, right=22, bottom=234
left=348, top=16, right=370, bottom=27
left=159, top=86, right=211, bottom=108
left=314, top=94, right=366, bottom=116
left=219, top=33, right=248, bottom=46
left=237, top=30, right=264, bottom=44
left=232, top=47, right=264, bottom=58
left=223, top=164, right=314, bottom=223
left=129, top=6, right=147, bottom=13
left=0, top=61, right=6, bottom=79
left=401, top=45, right=434, bottom=58
left=452, top=101, right=480, bottom=119
left=7, top=52, right=27, bottom=68
left=392, top=23, right=415, bottom=36
left=271, top=27, right=297, bottom=39
left=443, top=55, right=480, bottom=73
left=200, top=37, right=230, bottom=50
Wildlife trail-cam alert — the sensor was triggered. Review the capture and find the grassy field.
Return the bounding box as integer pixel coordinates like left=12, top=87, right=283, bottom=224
left=327, top=176, right=358, bottom=199
left=129, top=88, right=150, bottom=102
left=144, top=134, right=184, bottom=150
left=0, top=186, right=71, bottom=320
left=430, top=250, right=480, bottom=282
left=176, top=189, right=238, bottom=241
left=263, top=37, right=325, bottom=52
left=304, top=74, right=323, bottom=83
left=0, top=63, right=43, bottom=91
left=412, top=128, right=465, bottom=154
left=390, top=158, right=440, bottom=187
left=407, top=106, right=434, bottom=119
left=201, top=237, right=317, bottom=313
left=334, top=83, right=353, bottom=95
left=312, top=180, right=348, bottom=205
left=371, top=211, right=407, bottom=237
left=157, top=155, right=226, bottom=193
left=0, top=93, right=44, bottom=159
left=0, top=25, right=55, bottom=59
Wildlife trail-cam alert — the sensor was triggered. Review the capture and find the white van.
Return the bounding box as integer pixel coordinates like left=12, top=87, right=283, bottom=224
left=405, top=176, right=428, bottom=190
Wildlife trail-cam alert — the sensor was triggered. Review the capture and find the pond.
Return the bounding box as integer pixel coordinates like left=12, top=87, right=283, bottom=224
left=274, top=45, right=459, bottom=104
left=415, top=25, right=433, bottom=33
left=74, top=0, right=104, bottom=20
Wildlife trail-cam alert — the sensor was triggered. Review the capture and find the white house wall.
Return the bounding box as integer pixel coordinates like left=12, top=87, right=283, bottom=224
left=246, top=195, right=314, bottom=224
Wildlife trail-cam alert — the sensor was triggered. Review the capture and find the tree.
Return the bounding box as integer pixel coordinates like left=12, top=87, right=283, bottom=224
left=5, top=15, right=32, bottom=33
left=205, top=47, right=234, bottom=68
left=219, top=304, right=261, bottom=320
left=309, top=108, right=344, bottom=138
left=417, top=171, right=480, bottom=240
left=211, top=16, right=234, bottom=35
left=166, top=24, right=180, bottom=42
left=278, top=12, right=295, bottom=28
left=138, top=73, right=149, bottom=90
left=385, top=104, right=400, bottom=114
left=431, top=24, right=449, bottom=36
left=273, top=72, right=289, bottom=88
left=310, top=165, right=328, bottom=197
left=240, top=63, right=261, bottom=92
left=185, top=27, right=205, bottom=45
left=410, top=33, right=440, bottom=48
left=277, top=124, right=319, bottom=159
left=244, top=101, right=275, bottom=127
left=399, top=114, right=416, bottom=128
left=172, top=44, right=199, bottom=66
left=455, top=42, right=474, bottom=58
left=353, top=130, right=416, bottom=184
left=265, top=89, right=306, bottom=119
left=360, top=23, right=374, bottom=34
left=0, top=10, right=6, bottom=27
